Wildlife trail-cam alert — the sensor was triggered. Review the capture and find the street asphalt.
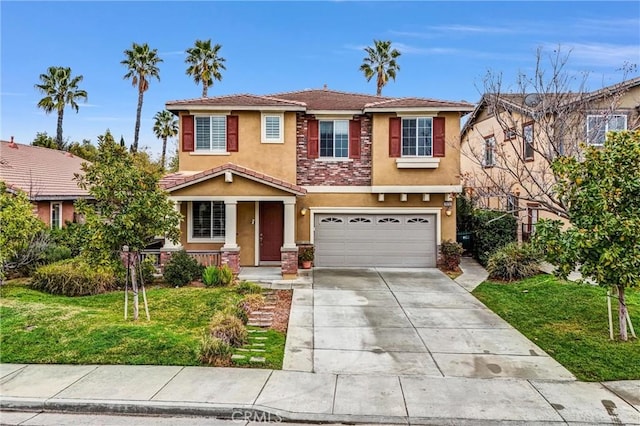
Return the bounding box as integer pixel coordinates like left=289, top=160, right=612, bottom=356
left=1, top=260, right=639, bottom=424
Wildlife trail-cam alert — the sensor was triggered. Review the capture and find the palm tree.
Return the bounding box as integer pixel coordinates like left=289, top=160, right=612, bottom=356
left=153, top=110, right=178, bottom=170
left=121, top=42, right=163, bottom=153
left=185, top=39, right=226, bottom=97
left=34, top=66, right=87, bottom=148
left=359, top=40, right=401, bottom=96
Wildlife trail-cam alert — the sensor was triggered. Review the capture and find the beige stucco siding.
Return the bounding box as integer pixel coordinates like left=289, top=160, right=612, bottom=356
left=295, top=192, right=454, bottom=243
left=170, top=174, right=293, bottom=198
left=178, top=111, right=297, bottom=182
left=371, top=113, right=462, bottom=186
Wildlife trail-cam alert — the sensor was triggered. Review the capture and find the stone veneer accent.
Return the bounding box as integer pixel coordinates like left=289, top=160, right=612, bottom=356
left=281, top=248, right=298, bottom=276
left=221, top=249, right=240, bottom=274
left=296, top=113, right=372, bottom=186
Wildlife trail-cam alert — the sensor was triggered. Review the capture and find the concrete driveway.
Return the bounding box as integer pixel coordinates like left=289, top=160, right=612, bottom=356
left=311, top=268, right=574, bottom=380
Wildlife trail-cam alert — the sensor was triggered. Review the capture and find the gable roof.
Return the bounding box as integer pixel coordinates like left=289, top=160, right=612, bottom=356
left=159, top=163, right=307, bottom=196
left=0, top=140, right=90, bottom=200
left=461, top=76, right=640, bottom=137
left=167, top=88, right=474, bottom=114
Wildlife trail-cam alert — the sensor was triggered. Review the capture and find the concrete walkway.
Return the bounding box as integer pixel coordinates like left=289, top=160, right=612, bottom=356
left=455, top=256, right=489, bottom=291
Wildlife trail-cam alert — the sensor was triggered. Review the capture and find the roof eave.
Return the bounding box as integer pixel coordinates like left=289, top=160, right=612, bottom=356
left=165, top=104, right=307, bottom=113
left=363, top=106, right=475, bottom=113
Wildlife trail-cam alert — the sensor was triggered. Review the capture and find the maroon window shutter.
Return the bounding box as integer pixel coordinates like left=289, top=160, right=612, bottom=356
left=182, top=115, right=194, bottom=152
left=389, top=117, right=401, bottom=157
left=349, top=119, right=361, bottom=159
left=226, top=115, right=239, bottom=152
left=433, top=117, right=446, bottom=157
left=307, top=119, right=319, bottom=159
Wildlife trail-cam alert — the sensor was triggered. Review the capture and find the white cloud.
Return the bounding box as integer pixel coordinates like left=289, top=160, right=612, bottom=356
left=546, top=42, right=640, bottom=67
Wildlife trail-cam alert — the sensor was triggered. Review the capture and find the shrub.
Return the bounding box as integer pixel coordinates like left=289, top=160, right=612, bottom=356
left=202, top=265, right=222, bottom=287
left=235, top=280, right=263, bottom=295
left=472, top=210, right=517, bottom=266
left=199, top=334, right=233, bottom=366
left=208, top=312, right=248, bottom=347
left=49, top=223, right=89, bottom=257
left=31, top=258, right=118, bottom=296
left=139, top=255, right=157, bottom=285
left=440, top=240, right=464, bottom=271
left=298, top=246, right=314, bottom=262
left=163, top=250, right=203, bottom=287
left=41, top=244, right=73, bottom=264
left=487, top=242, right=540, bottom=282
left=241, top=293, right=265, bottom=312
left=219, top=264, right=234, bottom=286
left=226, top=304, right=249, bottom=325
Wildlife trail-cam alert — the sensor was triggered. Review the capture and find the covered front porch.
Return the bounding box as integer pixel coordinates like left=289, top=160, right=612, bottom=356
left=158, top=163, right=307, bottom=278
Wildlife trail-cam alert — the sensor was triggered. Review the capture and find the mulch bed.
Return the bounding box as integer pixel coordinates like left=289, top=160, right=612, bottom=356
left=269, top=290, right=292, bottom=333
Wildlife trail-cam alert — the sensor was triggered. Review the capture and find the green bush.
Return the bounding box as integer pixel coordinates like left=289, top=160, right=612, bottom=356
left=472, top=210, right=517, bottom=266
left=140, top=255, right=157, bottom=285
left=202, top=265, right=222, bottom=287
left=226, top=304, right=249, bottom=325
left=487, top=242, right=540, bottom=282
left=48, top=223, right=89, bottom=257
left=234, top=280, right=263, bottom=295
left=208, top=312, right=247, bottom=347
left=42, top=244, right=73, bottom=264
left=31, top=258, right=118, bottom=296
left=199, top=334, right=233, bottom=366
left=440, top=240, right=464, bottom=271
left=163, top=250, right=203, bottom=287
left=219, top=264, right=234, bottom=286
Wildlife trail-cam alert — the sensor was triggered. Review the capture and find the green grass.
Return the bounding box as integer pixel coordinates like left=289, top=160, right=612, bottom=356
left=0, top=280, right=286, bottom=368
left=232, top=328, right=286, bottom=370
left=473, top=274, right=640, bottom=381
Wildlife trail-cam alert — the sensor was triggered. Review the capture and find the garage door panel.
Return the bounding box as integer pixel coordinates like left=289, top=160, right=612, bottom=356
left=315, top=213, right=436, bottom=268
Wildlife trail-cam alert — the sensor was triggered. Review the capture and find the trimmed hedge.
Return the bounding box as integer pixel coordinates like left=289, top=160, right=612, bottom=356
left=163, top=250, right=203, bottom=287
left=31, top=258, right=118, bottom=296
left=472, top=210, right=517, bottom=266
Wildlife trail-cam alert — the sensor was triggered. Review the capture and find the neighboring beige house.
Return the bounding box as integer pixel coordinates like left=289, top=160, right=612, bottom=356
left=160, top=88, right=474, bottom=277
left=0, top=138, right=91, bottom=229
left=460, top=77, right=640, bottom=241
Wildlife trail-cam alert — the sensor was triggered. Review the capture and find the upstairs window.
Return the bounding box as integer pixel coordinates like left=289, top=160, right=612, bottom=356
left=262, top=113, right=283, bottom=143
left=195, top=116, right=226, bottom=151
left=402, top=117, right=432, bottom=156
left=319, top=120, right=349, bottom=158
left=484, top=136, right=496, bottom=167
left=587, top=114, right=627, bottom=146
left=523, top=122, right=534, bottom=161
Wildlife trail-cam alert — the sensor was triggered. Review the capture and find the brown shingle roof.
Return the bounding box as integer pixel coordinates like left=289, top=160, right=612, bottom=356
left=160, top=163, right=306, bottom=195
left=0, top=140, right=90, bottom=200
left=166, top=88, right=474, bottom=113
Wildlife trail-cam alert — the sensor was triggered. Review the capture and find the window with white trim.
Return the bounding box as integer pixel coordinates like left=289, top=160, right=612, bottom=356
left=587, top=114, right=627, bottom=146
left=192, top=201, right=225, bottom=240
left=50, top=202, right=62, bottom=230
left=484, top=136, right=496, bottom=167
left=195, top=116, right=226, bottom=151
left=262, top=113, right=283, bottom=143
left=402, top=117, right=432, bottom=156
left=319, top=120, right=349, bottom=158
left=523, top=122, right=534, bottom=160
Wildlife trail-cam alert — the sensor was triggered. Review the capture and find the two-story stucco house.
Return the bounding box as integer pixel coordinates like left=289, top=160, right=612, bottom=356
left=159, top=89, right=474, bottom=277
left=460, top=77, right=640, bottom=241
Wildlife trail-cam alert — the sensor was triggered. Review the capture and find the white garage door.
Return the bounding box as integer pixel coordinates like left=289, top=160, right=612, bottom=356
left=314, top=213, right=437, bottom=267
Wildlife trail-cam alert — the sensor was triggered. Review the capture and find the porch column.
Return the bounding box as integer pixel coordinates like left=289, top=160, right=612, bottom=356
left=282, top=199, right=297, bottom=249
left=223, top=200, right=238, bottom=249
left=160, top=200, right=182, bottom=268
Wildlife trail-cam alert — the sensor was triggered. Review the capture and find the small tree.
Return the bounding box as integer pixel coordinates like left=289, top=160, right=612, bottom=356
left=75, top=131, right=181, bottom=320
left=0, top=183, right=47, bottom=283
left=535, top=131, right=640, bottom=341
left=31, top=132, right=59, bottom=150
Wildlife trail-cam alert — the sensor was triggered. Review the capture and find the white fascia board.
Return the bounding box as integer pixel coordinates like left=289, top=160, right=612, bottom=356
left=371, top=185, right=462, bottom=193
left=165, top=104, right=306, bottom=112
left=307, top=110, right=362, bottom=116
left=304, top=186, right=370, bottom=193
left=364, top=107, right=474, bottom=113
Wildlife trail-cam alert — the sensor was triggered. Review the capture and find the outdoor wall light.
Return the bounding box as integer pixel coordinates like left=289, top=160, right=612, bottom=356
left=300, top=207, right=308, bottom=216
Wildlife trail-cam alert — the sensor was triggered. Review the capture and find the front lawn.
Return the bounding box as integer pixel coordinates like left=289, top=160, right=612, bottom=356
left=0, top=280, right=286, bottom=368
left=473, top=274, right=640, bottom=381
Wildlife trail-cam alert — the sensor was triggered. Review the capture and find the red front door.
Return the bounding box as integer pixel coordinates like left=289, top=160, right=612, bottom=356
left=259, top=202, right=284, bottom=262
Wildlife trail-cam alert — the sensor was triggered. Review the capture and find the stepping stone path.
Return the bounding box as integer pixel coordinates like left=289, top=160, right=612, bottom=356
left=235, top=291, right=279, bottom=365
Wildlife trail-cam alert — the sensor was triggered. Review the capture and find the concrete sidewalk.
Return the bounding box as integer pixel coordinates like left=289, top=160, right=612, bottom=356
left=1, top=364, right=639, bottom=424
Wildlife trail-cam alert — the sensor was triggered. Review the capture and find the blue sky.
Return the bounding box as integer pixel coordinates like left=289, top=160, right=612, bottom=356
left=1, top=1, right=639, bottom=157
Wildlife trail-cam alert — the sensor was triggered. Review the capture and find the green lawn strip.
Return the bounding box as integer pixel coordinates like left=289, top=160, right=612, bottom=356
left=472, top=274, right=640, bottom=381
left=231, top=328, right=286, bottom=370
left=0, top=282, right=284, bottom=367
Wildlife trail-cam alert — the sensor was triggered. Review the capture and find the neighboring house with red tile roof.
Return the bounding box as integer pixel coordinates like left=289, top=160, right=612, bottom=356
left=0, top=138, right=91, bottom=229
left=161, top=88, right=474, bottom=277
